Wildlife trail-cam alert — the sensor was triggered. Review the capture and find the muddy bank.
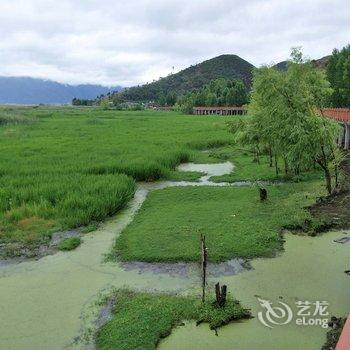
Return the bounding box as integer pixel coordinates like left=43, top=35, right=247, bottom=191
left=310, top=157, right=350, bottom=231
left=120, top=258, right=248, bottom=279
left=0, top=229, right=82, bottom=262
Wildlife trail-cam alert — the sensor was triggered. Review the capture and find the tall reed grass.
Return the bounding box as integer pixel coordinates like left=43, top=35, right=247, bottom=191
left=0, top=106, right=232, bottom=246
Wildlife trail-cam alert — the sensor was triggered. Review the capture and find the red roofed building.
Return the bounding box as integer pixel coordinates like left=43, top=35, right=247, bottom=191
left=321, top=108, right=350, bottom=123
left=321, top=108, right=350, bottom=150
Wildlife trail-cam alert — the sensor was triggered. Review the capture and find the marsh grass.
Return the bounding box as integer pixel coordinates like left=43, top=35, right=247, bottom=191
left=0, top=107, right=233, bottom=247
left=114, top=180, right=325, bottom=262
left=0, top=173, right=135, bottom=245
left=95, top=289, right=250, bottom=350
left=0, top=108, right=36, bottom=125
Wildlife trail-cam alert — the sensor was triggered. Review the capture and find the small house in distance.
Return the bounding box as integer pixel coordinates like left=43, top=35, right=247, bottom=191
left=193, top=106, right=247, bottom=115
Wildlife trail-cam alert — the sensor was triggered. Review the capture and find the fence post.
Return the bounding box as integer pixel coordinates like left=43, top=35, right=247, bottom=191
left=200, top=234, right=207, bottom=303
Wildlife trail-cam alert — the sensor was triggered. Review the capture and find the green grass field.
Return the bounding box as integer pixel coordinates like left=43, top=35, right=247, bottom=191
left=113, top=180, right=325, bottom=262
left=0, top=106, right=233, bottom=251
left=95, top=289, right=250, bottom=350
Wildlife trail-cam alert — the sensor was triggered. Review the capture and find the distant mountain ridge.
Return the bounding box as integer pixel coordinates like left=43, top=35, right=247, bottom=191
left=0, top=53, right=332, bottom=105
left=116, top=54, right=255, bottom=102
left=0, top=77, right=122, bottom=105
left=273, top=55, right=330, bottom=71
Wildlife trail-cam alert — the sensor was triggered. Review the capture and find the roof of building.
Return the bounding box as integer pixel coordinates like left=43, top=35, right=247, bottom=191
left=321, top=108, right=350, bottom=123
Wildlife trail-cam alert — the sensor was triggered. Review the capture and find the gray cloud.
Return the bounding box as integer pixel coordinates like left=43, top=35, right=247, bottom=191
left=0, top=0, right=349, bottom=86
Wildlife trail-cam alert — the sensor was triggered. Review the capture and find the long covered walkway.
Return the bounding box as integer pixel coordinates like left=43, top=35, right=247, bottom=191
left=321, top=108, right=350, bottom=150
left=193, top=106, right=247, bottom=115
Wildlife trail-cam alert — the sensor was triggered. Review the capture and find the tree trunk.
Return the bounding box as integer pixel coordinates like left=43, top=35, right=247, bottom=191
left=324, top=167, right=332, bottom=195
left=274, top=156, right=279, bottom=175
left=269, top=146, right=273, bottom=167
left=316, top=146, right=333, bottom=195
left=255, top=146, right=260, bottom=164
left=334, top=164, right=339, bottom=189
left=283, top=158, right=289, bottom=175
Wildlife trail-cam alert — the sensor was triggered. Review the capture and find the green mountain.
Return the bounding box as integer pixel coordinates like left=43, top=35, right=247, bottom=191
left=115, top=54, right=255, bottom=102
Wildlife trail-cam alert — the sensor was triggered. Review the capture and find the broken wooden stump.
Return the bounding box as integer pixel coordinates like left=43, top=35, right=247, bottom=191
left=259, top=187, right=267, bottom=201
left=215, top=282, right=227, bottom=307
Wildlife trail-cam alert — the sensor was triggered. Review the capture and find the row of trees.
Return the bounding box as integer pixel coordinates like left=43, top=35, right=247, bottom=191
left=229, top=48, right=343, bottom=194
left=72, top=98, right=94, bottom=106
left=176, top=79, right=249, bottom=114
left=97, top=78, right=248, bottom=110
left=326, top=45, right=350, bottom=107
left=158, top=91, right=178, bottom=106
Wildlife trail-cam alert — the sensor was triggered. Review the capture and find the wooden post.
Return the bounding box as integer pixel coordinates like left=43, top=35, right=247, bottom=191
left=215, top=282, right=220, bottom=303
left=200, top=233, right=207, bottom=303
left=215, top=282, right=227, bottom=307
left=259, top=187, right=267, bottom=201
left=221, top=285, right=227, bottom=306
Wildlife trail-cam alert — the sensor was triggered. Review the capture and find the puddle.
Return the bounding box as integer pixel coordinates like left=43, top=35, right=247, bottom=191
left=139, top=162, right=268, bottom=189
left=0, top=161, right=349, bottom=350
left=177, top=162, right=234, bottom=183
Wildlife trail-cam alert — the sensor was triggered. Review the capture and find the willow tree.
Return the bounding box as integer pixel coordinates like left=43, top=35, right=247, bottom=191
left=248, top=48, right=341, bottom=194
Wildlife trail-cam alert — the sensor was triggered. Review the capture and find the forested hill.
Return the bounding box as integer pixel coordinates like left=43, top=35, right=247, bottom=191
left=273, top=55, right=330, bottom=71
left=114, top=54, right=255, bottom=102
left=0, top=76, right=122, bottom=104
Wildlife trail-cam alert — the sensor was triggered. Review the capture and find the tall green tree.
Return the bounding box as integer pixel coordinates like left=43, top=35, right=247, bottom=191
left=327, top=44, right=350, bottom=107
left=178, top=78, right=249, bottom=112
left=246, top=48, right=341, bottom=194
left=165, top=91, right=177, bottom=106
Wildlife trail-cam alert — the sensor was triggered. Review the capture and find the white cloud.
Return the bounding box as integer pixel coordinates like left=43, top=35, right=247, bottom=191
left=0, top=0, right=349, bottom=86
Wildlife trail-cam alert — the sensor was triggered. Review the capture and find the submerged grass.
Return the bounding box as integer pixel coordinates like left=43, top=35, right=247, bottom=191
left=0, top=106, right=233, bottom=249
left=95, top=289, right=250, bottom=350
left=57, top=236, right=81, bottom=251
left=114, top=180, right=326, bottom=262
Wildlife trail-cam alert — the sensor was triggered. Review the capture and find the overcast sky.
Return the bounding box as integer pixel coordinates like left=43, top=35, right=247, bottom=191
left=0, top=0, right=349, bottom=87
